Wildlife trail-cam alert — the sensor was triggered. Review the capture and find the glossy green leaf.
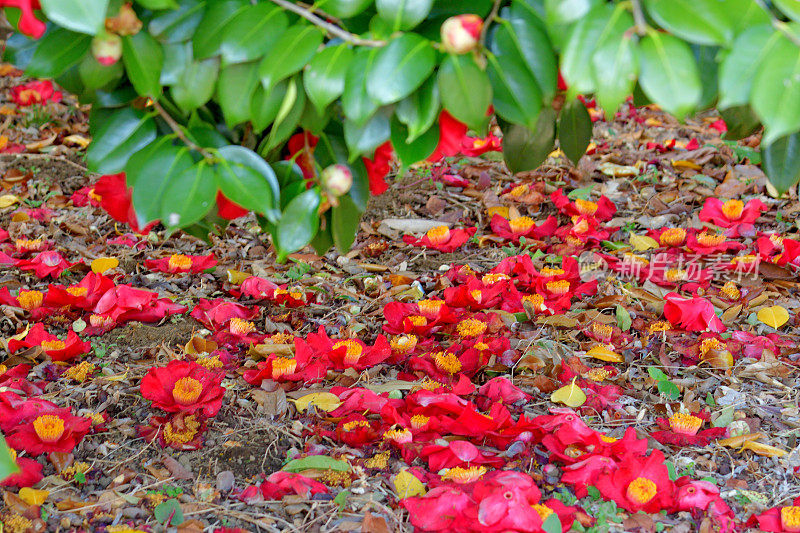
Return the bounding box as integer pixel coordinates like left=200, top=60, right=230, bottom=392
left=220, top=3, right=288, bottom=65
left=299, top=98, right=332, bottom=134
left=558, top=99, right=593, bottom=165
left=153, top=499, right=183, bottom=526
left=127, top=137, right=194, bottom=226
left=343, top=48, right=381, bottom=126
left=438, top=54, right=492, bottom=134
left=719, top=105, right=761, bottom=140
left=395, top=76, right=440, bottom=142
left=718, top=25, right=779, bottom=109
left=774, top=0, right=800, bottom=23
left=545, top=0, right=598, bottom=26
left=261, top=77, right=307, bottom=155
left=500, top=108, right=556, bottom=174
left=644, top=0, right=733, bottom=46
left=376, top=0, right=433, bottom=30
left=304, top=44, right=354, bottom=114
left=366, top=33, right=436, bottom=105
left=26, top=29, right=91, bottom=79
left=311, top=216, right=335, bottom=256
left=78, top=55, right=124, bottom=91
left=559, top=3, right=615, bottom=97
left=0, top=436, right=19, bottom=482
left=252, top=80, right=288, bottom=134
left=258, top=25, right=324, bottom=90
left=149, top=0, right=205, bottom=43
left=160, top=42, right=191, bottom=86
left=193, top=0, right=247, bottom=59
left=215, top=145, right=280, bottom=221
left=216, top=61, right=260, bottom=129
left=638, top=32, right=701, bottom=119
left=751, top=35, right=800, bottom=145
left=122, top=32, right=164, bottom=97
left=87, top=108, right=157, bottom=174
left=541, top=514, right=562, bottom=533
left=692, top=44, right=719, bottom=109
left=318, top=0, right=374, bottom=18
left=590, top=15, right=637, bottom=119
left=344, top=111, right=391, bottom=161
left=171, top=57, right=219, bottom=113
left=160, top=162, right=217, bottom=229
left=40, top=0, right=109, bottom=35
left=762, top=132, right=800, bottom=195
left=332, top=194, right=362, bottom=252
left=137, top=0, right=178, bottom=8
left=724, top=0, right=771, bottom=32
left=390, top=116, right=438, bottom=167
left=2, top=32, right=38, bottom=71
left=507, top=2, right=557, bottom=100
left=275, top=189, right=321, bottom=262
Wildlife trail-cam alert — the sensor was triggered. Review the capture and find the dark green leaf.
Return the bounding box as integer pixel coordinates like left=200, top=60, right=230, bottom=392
left=366, top=33, right=436, bottom=105
left=86, top=108, right=157, bottom=173
left=136, top=0, right=178, bottom=8
left=395, top=76, right=439, bottom=142
left=545, top=0, right=598, bottom=26
left=3, top=32, right=39, bottom=70
left=122, top=32, right=164, bottom=97
left=220, top=3, right=288, bottom=65
left=258, top=25, right=325, bottom=90
left=559, top=3, right=614, bottom=97
left=153, top=499, right=184, bottom=526
left=275, top=189, right=321, bottom=262
left=216, top=61, right=260, bottom=129
left=127, top=137, right=194, bottom=226
left=438, top=53, right=492, bottom=133
left=718, top=25, right=778, bottom=109
left=92, top=87, right=139, bottom=108
left=304, top=44, right=354, bottom=114
left=343, top=47, right=381, bottom=125
left=311, top=216, right=335, bottom=256
left=558, top=98, right=592, bottom=165
left=332, top=194, right=362, bottom=252
left=318, top=0, right=374, bottom=18
left=376, top=0, right=433, bottom=30
left=40, top=0, right=109, bottom=35
left=78, top=55, right=124, bottom=91
left=719, top=105, right=761, bottom=140
left=0, top=436, right=19, bottom=482
left=344, top=111, right=391, bottom=161
left=160, top=162, right=217, bottom=229
left=273, top=160, right=305, bottom=188
left=692, top=44, right=719, bottom=109
left=644, top=0, right=734, bottom=46
left=500, top=108, right=556, bottom=174
left=762, top=132, right=800, bottom=195
left=260, top=77, right=307, bottom=155
left=638, top=32, right=701, bottom=119
left=215, top=145, right=280, bottom=221
left=507, top=2, right=557, bottom=100
left=251, top=80, right=288, bottom=134
left=751, top=35, right=800, bottom=144
left=299, top=98, right=332, bottom=133
left=590, top=12, right=637, bottom=119
left=192, top=0, right=247, bottom=59
left=159, top=42, right=191, bottom=86
left=171, top=57, right=220, bottom=113
left=486, top=37, right=542, bottom=131
left=390, top=116, right=438, bottom=167
left=26, top=29, right=91, bottom=79
left=149, top=0, right=205, bottom=43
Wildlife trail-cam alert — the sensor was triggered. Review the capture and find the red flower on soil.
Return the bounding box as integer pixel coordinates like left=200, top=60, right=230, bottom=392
left=363, top=141, right=394, bottom=195
left=428, top=110, right=469, bottom=162
left=401, top=486, right=473, bottom=532
left=651, top=411, right=726, bottom=447
left=444, top=277, right=507, bottom=311
left=236, top=276, right=279, bottom=299
left=687, top=229, right=745, bottom=255
left=306, top=327, right=392, bottom=371
left=673, top=476, right=733, bottom=518
left=91, top=173, right=156, bottom=234
left=663, top=292, right=726, bottom=332
left=189, top=298, right=259, bottom=331
left=7, top=323, right=91, bottom=362
left=145, top=253, right=217, bottom=274
left=334, top=414, right=379, bottom=448
left=93, top=284, right=187, bottom=324
left=490, top=214, right=557, bottom=243
left=420, top=440, right=504, bottom=472
left=553, top=216, right=616, bottom=249
left=757, top=234, right=800, bottom=266
left=242, top=337, right=328, bottom=385
left=561, top=455, right=619, bottom=497
left=11, top=80, right=61, bottom=107
left=140, top=360, right=225, bottom=417
left=551, top=189, right=617, bottom=221
left=478, top=377, right=531, bottom=404
left=699, top=198, right=767, bottom=232
left=383, top=299, right=459, bottom=335
left=595, top=451, right=675, bottom=513
left=44, top=272, right=115, bottom=312
left=138, top=412, right=207, bottom=450
left=0, top=287, right=53, bottom=320
left=0, top=0, right=45, bottom=38
left=461, top=133, right=502, bottom=157
left=6, top=408, right=91, bottom=455
left=259, top=471, right=328, bottom=500
left=403, top=225, right=476, bottom=253
left=749, top=496, right=800, bottom=532
left=15, top=250, right=77, bottom=278
left=1, top=451, right=42, bottom=488
left=468, top=470, right=544, bottom=531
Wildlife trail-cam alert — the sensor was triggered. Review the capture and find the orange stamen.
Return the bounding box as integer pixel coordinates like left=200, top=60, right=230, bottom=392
left=271, top=357, right=297, bottom=379
left=456, top=318, right=487, bottom=338
left=575, top=199, right=598, bottom=216
left=442, top=465, right=486, bottom=483
left=332, top=339, right=363, bottom=365
left=508, top=216, right=535, bottom=235
left=721, top=200, right=744, bottom=221
left=426, top=226, right=451, bottom=245
left=167, top=254, right=193, bottom=271
left=17, top=290, right=43, bottom=310
left=229, top=318, right=255, bottom=336
left=660, top=228, right=686, bottom=247
left=172, top=377, right=202, bottom=405
left=41, top=340, right=66, bottom=351
left=33, top=415, right=65, bottom=442
left=626, top=477, right=657, bottom=505
left=669, top=413, right=703, bottom=436
left=434, top=352, right=462, bottom=374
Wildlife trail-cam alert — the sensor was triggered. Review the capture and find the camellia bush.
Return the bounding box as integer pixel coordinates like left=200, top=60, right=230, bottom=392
left=2, top=0, right=800, bottom=260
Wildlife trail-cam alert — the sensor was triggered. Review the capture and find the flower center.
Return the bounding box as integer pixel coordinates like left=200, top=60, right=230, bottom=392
left=720, top=281, right=741, bottom=300
left=434, top=352, right=462, bottom=374
left=343, top=420, right=371, bottom=431
left=660, top=228, right=686, bottom=247
left=17, top=290, right=43, bottom=310
left=164, top=414, right=201, bottom=445
left=196, top=355, right=223, bottom=369
left=600, top=435, right=617, bottom=443
left=383, top=428, right=412, bottom=444
left=407, top=315, right=428, bottom=327
left=510, top=184, right=529, bottom=197
left=770, top=234, right=784, bottom=246
left=586, top=368, right=610, bottom=381
left=481, top=273, right=509, bottom=285
left=66, top=287, right=88, bottom=297
left=426, top=226, right=451, bottom=245
left=575, top=199, right=599, bottom=216
left=572, top=218, right=590, bottom=234
left=33, top=415, right=65, bottom=443
left=721, top=200, right=744, bottom=220
left=172, top=377, right=203, bottom=405
left=532, top=504, right=554, bottom=521
left=781, top=506, right=800, bottom=531
left=669, top=413, right=703, bottom=436
left=731, top=254, right=757, bottom=266
left=15, top=238, right=43, bottom=251
left=229, top=318, right=255, bottom=335
left=168, top=254, right=193, bottom=271
left=442, top=465, right=486, bottom=483
left=90, top=314, right=115, bottom=328
left=417, top=299, right=445, bottom=318
left=626, top=477, right=657, bottom=505
left=540, top=267, right=565, bottom=277
left=271, top=357, right=297, bottom=379
left=410, top=414, right=429, bottom=429
left=508, top=216, right=535, bottom=234
left=470, top=290, right=483, bottom=303
left=696, top=231, right=726, bottom=246
left=648, top=321, right=671, bottom=333
left=665, top=269, right=687, bottom=282
left=565, top=235, right=584, bottom=247
left=391, top=334, right=418, bottom=354
left=700, top=338, right=723, bottom=356
left=64, top=361, right=95, bottom=383
left=591, top=322, right=613, bottom=343
left=456, top=318, right=487, bottom=337
left=41, top=340, right=66, bottom=351
left=546, top=280, right=571, bottom=295
left=474, top=342, right=489, bottom=351
left=421, top=379, right=444, bottom=391
left=333, top=339, right=364, bottom=365
left=522, top=294, right=545, bottom=311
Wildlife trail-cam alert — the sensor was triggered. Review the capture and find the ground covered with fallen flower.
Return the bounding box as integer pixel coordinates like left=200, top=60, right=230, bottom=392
left=1, top=68, right=800, bottom=533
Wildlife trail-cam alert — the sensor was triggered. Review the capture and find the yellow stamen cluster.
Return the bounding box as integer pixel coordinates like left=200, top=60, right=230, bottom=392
left=575, top=199, right=599, bottom=216
left=481, top=273, right=509, bottom=285
left=333, top=339, right=364, bottom=365
left=664, top=269, right=687, bottom=283
left=648, top=321, right=672, bottom=333
left=167, top=254, right=193, bottom=271
left=456, top=318, right=487, bottom=337
left=600, top=435, right=617, bottom=443
left=546, top=280, right=571, bottom=295
left=426, top=226, right=451, bottom=245
left=669, top=413, right=703, bottom=436
left=522, top=294, right=546, bottom=312
left=696, top=231, right=726, bottom=247
left=229, top=317, right=255, bottom=336
left=510, top=184, right=529, bottom=197
left=321, top=469, right=352, bottom=487
left=391, top=334, right=418, bottom=354
left=41, top=339, right=66, bottom=352
left=434, top=352, right=462, bottom=374
left=269, top=332, right=294, bottom=344
left=585, top=368, right=610, bottom=382
left=271, top=357, right=297, bottom=379
left=17, top=289, right=43, bottom=310
left=572, top=218, right=590, bottom=234
left=172, top=377, right=203, bottom=405
left=474, top=342, right=489, bottom=352
left=163, top=415, right=201, bottom=445
left=470, top=289, right=483, bottom=303
left=721, top=199, right=744, bottom=220
left=591, top=322, right=613, bottom=343
left=365, top=452, right=390, bottom=469
left=660, top=228, right=686, bottom=247
left=540, top=267, right=565, bottom=277
left=720, top=281, right=741, bottom=300
left=33, top=414, right=65, bottom=442
left=407, top=315, right=428, bottom=327
left=342, top=420, right=371, bottom=432
left=61, top=461, right=91, bottom=481
left=90, top=314, right=115, bottom=328
left=410, top=414, right=430, bottom=430
left=508, top=216, right=535, bottom=234
left=196, top=355, right=223, bottom=369
left=15, top=238, right=43, bottom=251
left=442, top=465, right=487, bottom=483
left=66, top=286, right=88, bottom=297
left=731, top=254, right=757, bottom=266
left=1, top=513, right=33, bottom=533
left=700, top=337, right=723, bottom=356
left=418, top=299, right=445, bottom=318
left=420, top=379, right=444, bottom=391
left=383, top=427, right=413, bottom=444
left=626, top=477, right=658, bottom=504
left=532, top=504, right=554, bottom=521
left=64, top=361, right=95, bottom=383
left=781, top=506, right=800, bottom=530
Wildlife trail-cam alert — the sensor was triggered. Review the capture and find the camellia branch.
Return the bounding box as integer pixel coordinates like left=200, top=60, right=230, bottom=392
left=269, top=0, right=386, bottom=47
left=630, top=0, right=648, bottom=35
left=480, top=0, right=505, bottom=47
left=753, top=0, right=800, bottom=49
left=151, top=100, right=214, bottom=161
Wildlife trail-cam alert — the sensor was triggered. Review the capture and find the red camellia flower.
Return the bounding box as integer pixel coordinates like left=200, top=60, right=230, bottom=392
left=383, top=299, right=459, bottom=335
left=428, top=111, right=469, bottom=162
left=93, top=284, right=188, bottom=325
left=0, top=287, right=54, bottom=320
left=1, top=451, right=43, bottom=488
left=757, top=233, right=800, bottom=266
left=403, top=225, right=477, bottom=253
left=189, top=298, right=259, bottom=331
left=335, top=414, right=379, bottom=448
left=306, top=327, right=392, bottom=371
left=44, top=272, right=116, bottom=312
left=91, top=173, right=157, bottom=234
left=663, top=293, right=726, bottom=332
left=698, top=198, right=767, bottom=232
left=401, top=486, right=473, bottom=532
left=140, top=360, right=225, bottom=418
left=650, top=411, right=726, bottom=447
left=0, top=0, right=45, bottom=38
left=686, top=229, right=745, bottom=255
left=243, top=337, right=328, bottom=385
left=363, top=141, right=394, bottom=195
left=468, top=471, right=544, bottom=531
left=138, top=412, right=207, bottom=450
left=258, top=471, right=329, bottom=500
left=551, top=189, right=617, bottom=221
left=6, top=408, right=91, bottom=455
left=145, top=253, right=218, bottom=274
left=10, top=80, right=61, bottom=107
left=490, top=214, right=557, bottom=243
left=673, top=476, right=733, bottom=519
left=749, top=496, right=800, bottom=532
left=595, top=451, right=675, bottom=513
left=461, top=133, right=502, bottom=157
left=421, top=440, right=504, bottom=472
left=216, top=191, right=249, bottom=220
left=7, top=323, right=91, bottom=362
left=15, top=250, right=77, bottom=278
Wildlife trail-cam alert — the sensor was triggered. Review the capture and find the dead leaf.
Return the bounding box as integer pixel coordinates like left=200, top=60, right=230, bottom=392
left=162, top=455, right=193, bottom=480
left=91, top=257, right=119, bottom=274
left=757, top=305, right=789, bottom=329
left=251, top=388, right=288, bottom=417
left=551, top=378, right=586, bottom=407
left=291, top=392, right=341, bottom=412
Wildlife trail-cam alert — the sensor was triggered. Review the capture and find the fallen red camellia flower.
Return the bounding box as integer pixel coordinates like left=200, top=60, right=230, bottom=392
left=1, top=451, right=43, bottom=488
left=11, top=79, right=61, bottom=106
left=403, top=225, right=477, bottom=253
left=698, top=197, right=767, bottom=233
left=7, top=323, right=91, bottom=362
left=551, top=189, right=617, bottom=221
left=140, top=360, right=225, bottom=418
left=748, top=496, right=800, bottom=532
left=6, top=407, right=92, bottom=455
left=15, top=250, right=77, bottom=279
left=145, top=253, right=218, bottom=274
left=662, top=292, right=726, bottom=332
left=594, top=450, right=675, bottom=513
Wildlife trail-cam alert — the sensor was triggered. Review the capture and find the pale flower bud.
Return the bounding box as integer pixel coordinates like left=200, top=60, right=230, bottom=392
left=91, top=32, right=122, bottom=66
left=440, top=15, right=483, bottom=54
left=321, top=164, right=353, bottom=197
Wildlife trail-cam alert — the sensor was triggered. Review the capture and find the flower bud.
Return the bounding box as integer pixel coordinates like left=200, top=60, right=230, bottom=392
left=321, top=164, right=353, bottom=197
left=91, top=32, right=123, bottom=66
left=440, top=15, right=483, bottom=54
left=105, top=2, right=143, bottom=36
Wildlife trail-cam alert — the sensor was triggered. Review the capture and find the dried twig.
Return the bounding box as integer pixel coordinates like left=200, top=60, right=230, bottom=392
left=269, top=0, right=386, bottom=47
